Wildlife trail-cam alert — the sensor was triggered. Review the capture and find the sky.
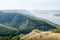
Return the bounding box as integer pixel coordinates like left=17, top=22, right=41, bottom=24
left=0, top=0, right=60, bottom=25
left=0, top=0, right=60, bottom=10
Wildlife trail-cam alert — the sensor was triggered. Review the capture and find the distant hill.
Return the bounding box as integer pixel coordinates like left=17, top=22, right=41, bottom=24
left=0, top=10, right=60, bottom=36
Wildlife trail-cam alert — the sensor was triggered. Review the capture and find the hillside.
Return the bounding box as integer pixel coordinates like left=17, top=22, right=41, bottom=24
left=0, top=10, right=60, bottom=36
left=20, top=29, right=60, bottom=40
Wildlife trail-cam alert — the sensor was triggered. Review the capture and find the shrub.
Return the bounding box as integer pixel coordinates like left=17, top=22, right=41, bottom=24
left=49, top=29, right=60, bottom=33
left=32, top=29, right=42, bottom=33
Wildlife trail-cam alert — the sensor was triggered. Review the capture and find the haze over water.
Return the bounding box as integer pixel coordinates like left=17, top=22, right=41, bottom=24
left=29, top=11, right=60, bottom=25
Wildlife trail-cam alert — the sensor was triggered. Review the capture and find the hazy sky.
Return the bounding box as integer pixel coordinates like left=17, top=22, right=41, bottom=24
left=0, top=0, right=60, bottom=10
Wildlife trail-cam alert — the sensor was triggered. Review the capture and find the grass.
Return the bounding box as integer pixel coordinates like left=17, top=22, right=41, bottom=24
left=20, top=29, right=60, bottom=40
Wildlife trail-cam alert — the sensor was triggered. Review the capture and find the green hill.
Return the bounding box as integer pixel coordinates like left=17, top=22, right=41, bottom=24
left=0, top=10, right=60, bottom=36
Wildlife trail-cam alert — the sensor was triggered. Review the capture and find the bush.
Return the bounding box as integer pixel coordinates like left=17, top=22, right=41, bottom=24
left=49, top=29, right=60, bottom=33
left=12, top=36, right=20, bottom=40
left=32, top=29, right=42, bottom=33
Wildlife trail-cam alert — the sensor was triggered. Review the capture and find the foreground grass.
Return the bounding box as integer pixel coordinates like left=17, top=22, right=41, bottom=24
left=20, top=29, right=60, bottom=40
left=0, top=29, right=60, bottom=40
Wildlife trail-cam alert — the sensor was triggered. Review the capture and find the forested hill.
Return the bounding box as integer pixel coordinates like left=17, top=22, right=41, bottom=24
left=0, top=10, right=59, bottom=36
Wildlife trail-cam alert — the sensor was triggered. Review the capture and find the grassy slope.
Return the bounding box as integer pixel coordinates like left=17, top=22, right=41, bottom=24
left=0, top=24, right=18, bottom=30
left=20, top=30, right=60, bottom=40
